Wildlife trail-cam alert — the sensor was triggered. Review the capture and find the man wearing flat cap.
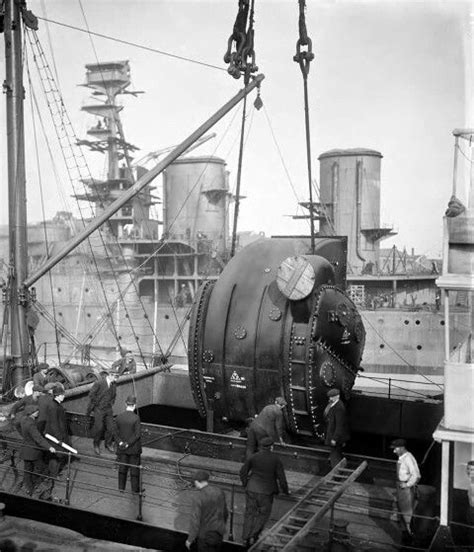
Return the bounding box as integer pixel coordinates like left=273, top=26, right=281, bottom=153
left=391, top=438, right=420, bottom=536
left=86, top=370, right=118, bottom=455
left=240, top=436, right=289, bottom=547
left=33, top=363, right=50, bottom=391
left=113, top=395, right=142, bottom=494
left=324, top=388, right=350, bottom=468
left=9, top=385, right=42, bottom=434
left=112, top=349, right=137, bottom=377
left=36, top=384, right=70, bottom=500
left=246, top=396, right=287, bottom=459
left=186, top=469, right=228, bottom=551
left=19, top=405, right=56, bottom=496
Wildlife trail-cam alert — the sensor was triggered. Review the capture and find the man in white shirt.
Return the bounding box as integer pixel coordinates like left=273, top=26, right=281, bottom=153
left=391, top=438, right=421, bottom=536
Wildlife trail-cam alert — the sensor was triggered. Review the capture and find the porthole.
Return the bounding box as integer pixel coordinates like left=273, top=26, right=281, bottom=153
left=404, top=320, right=409, bottom=325
left=440, top=320, right=445, bottom=326
left=415, top=320, right=420, bottom=325
left=379, top=344, right=385, bottom=349
left=416, top=345, right=422, bottom=350
left=57, top=288, right=62, bottom=293
left=87, top=313, right=91, bottom=318
left=165, top=314, right=170, bottom=320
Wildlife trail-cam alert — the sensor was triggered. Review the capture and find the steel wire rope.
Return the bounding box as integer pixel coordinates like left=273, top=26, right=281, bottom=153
left=26, top=54, right=62, bottom=365
left=26, top=30, right=149, bottom=367
left=39, top=0, right=61, bottom=88
left=36, top=16, right=227, bottom=73
left=261, top=104, right=309, bottom=224
left=355, top=372, right=439, bottom=400
left=313, top=178, right=337, bottom=235
left=456, top=142, right=474, bottom=164
left=24, top=31, right=123, bottom=353
left=222, top=102, right=256, bottom=242
left=358, top=309, right=443, bottom=391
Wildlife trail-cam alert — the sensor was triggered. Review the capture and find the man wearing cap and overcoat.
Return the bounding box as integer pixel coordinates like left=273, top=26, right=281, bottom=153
left=31, top=384, right=70, bottom=500
left=113, top=395, right=142, bottom=494
left=324, top=388, right=350, bottom=468
left=9, top=385, right=42, bottom=434
left=240, top=436, right=289, bottom=548
left=186, top=469, right=228, bottom=551
left=246, top=396, right=287, bottom=458
left=391, top=438, right=420, bottom=536
left=19, top=404, right=56, bottom=496
left=33, top=363, right=50, bottom=390
left=85, top=370, right=117, bottom=455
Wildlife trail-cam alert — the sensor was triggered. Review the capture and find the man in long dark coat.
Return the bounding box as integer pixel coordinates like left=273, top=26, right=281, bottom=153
left=240, top=437, right=289, bottom=547
left=113, top=395, right=142, bottom=494
left=186, top=470, right=228, bottom=552
left=246, top=396, right=287, bottom=458
left=324, top=388, right=350, bottom=468
left=40, top=385, right=71, bottom=499
left=19, top=404, right=56, bottom=496
left=86, top=371, right=117, bottom=455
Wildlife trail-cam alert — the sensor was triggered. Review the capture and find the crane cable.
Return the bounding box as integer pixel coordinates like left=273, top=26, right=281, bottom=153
left=294, top=0, right=316, bottom=253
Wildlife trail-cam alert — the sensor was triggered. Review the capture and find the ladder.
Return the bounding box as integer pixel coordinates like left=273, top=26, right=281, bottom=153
left=249, top=458, right=368, bottom=551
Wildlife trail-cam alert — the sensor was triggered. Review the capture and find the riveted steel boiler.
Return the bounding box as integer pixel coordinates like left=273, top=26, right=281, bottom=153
left=188, top=237, right=365, bottom=438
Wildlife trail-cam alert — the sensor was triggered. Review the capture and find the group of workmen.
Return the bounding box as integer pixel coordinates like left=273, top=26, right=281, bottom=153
left=9, top=363, right=70, bottom=500
left=10, top=363, right=142, bottom=501
left=186, top=388, right=421, bottom=551
left=11, top=366, right=421, bottom=550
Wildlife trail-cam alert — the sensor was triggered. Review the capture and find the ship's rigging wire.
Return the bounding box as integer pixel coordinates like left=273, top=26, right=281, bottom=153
left=24, top=71, right=124, bottom=361
left=456, top=142, right=474, bottom=164
left=25, top=28, right=163, bottom=367
left=21, top=60, right=118, bottom=361
left=230, top=94, right=248, bottom=257
left=261, top=104, right=309, bottom=225
left=35, top=15, right=226, bottom=73
left=219, top=103, right=256, bottom=254
left=39, top=0, right=61, bottom=89
left=358, top=310, right=444, bottom=392
left=355, top=372, right=440, bottom=401
left=167, top=289, right=188, bottom=355
left=76, top=1, right=166, bottom=360
left=26, top=54, right=62, bottom=365
left=24, top=28, right=124, bottom=356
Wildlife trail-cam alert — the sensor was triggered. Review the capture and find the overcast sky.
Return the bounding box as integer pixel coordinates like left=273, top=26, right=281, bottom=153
left=0, top=0, right=471, bottom=257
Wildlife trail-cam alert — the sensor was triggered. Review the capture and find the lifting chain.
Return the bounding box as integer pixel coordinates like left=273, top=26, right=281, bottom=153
left=293, top=0, right=316, bottom=253
left=223, top=0, right=258, bottom=83
left=293, top=0, right=314, bottom=77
